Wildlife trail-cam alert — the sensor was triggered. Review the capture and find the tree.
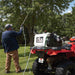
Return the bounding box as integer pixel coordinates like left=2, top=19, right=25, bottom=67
left=60, top=6, right=75, bottom=39
left=0, top=0, right=74, bottom=46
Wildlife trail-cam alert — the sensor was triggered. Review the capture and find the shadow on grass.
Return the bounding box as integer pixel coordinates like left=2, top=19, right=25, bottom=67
left=8, top=68, right=32, bottom=73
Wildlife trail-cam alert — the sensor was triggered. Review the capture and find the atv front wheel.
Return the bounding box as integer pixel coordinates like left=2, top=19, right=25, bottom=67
left=55, top=61, right=75, bottom=75
left=32, top=58, right=49, bottom=75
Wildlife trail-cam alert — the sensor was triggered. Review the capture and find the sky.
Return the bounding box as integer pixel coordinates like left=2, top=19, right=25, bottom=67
left=62, top=0, right=75, bottom=14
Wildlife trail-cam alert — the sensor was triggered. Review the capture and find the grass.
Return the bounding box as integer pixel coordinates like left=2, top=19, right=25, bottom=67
left=0, top=46, right=37, bottom=75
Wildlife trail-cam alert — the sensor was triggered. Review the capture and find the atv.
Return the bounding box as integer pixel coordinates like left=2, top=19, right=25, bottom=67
left=31, top=32, right=75, bottom=75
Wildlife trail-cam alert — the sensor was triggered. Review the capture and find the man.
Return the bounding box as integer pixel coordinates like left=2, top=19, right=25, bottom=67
left=2, top=24, right=23, bottom=73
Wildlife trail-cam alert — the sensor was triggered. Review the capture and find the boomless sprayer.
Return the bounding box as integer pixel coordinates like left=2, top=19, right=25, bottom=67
left=31, top=32, right=75, bottom=75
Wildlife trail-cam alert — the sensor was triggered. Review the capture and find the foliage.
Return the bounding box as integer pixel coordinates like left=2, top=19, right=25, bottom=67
left=0, top=0, right=74, bottom=45
left=61, top=7, right=75, bottom=38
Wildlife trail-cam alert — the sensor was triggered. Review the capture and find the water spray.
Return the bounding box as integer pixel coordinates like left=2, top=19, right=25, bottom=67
left=20, top=11, right=32, bottom=75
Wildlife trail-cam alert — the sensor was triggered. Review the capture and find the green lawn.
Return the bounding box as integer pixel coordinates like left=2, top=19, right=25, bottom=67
left=0, top=46, right=37, bottom=75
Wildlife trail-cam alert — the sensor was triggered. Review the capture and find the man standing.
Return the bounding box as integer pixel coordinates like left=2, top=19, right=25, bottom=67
left=2, top=24, right=23, bottom=73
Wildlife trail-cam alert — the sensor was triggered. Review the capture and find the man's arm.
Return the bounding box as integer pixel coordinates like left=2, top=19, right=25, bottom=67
left=11, top=26, right=23, bottom=37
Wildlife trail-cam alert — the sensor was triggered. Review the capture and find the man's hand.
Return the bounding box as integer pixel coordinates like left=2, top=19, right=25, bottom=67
left=20, top=26, right=23, bottom=30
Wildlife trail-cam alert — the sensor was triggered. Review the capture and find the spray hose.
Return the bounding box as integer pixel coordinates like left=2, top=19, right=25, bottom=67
left=23, top=52, right=31, bottom=75
left=21, top=11, right=31, bottom=57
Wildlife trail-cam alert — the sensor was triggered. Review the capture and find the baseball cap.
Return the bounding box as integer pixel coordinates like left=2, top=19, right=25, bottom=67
left=5, top=24, right=13, bottom=29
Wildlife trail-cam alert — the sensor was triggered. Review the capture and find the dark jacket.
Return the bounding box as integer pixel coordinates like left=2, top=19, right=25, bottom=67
left=2, top=29, right=22, bottom=53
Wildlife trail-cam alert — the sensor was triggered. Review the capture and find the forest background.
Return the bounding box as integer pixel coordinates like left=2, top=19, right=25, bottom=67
left=0, top=0, right=75, bottom=47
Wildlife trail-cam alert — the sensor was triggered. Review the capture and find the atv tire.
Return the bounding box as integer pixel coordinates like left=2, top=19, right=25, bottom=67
left=32, top=58, right=49, bottom=75
left=55, top=61, right=75, bottom=75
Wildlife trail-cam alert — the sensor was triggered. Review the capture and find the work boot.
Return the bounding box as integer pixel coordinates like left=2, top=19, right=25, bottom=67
left=16, top=69, right=24, bottom=73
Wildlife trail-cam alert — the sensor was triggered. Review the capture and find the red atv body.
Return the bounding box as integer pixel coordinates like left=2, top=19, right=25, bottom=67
left=31, top=41, right=75, bottom=75
left=31, top=42, right=75, bottom=58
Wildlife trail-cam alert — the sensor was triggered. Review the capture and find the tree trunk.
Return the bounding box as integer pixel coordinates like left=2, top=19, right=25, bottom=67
left=28, top=27, right=34, bottom=47
left=26, top=10, right=35, bottom=47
